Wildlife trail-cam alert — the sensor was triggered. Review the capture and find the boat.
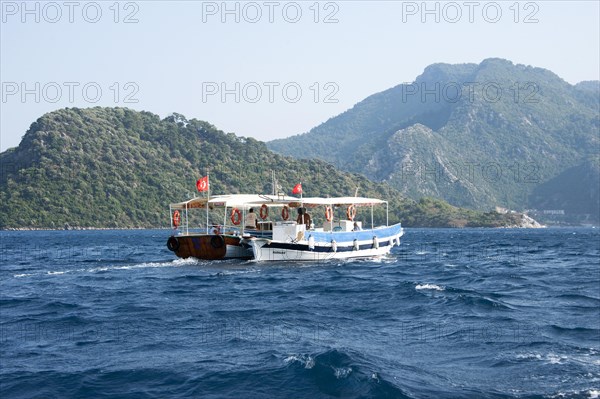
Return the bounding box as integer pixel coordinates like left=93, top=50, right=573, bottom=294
left=166, top=194, right=296, bottom=260
left=247, top=197, right=404, bottom=262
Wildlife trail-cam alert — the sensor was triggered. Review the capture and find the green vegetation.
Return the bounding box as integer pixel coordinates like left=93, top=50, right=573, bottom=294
left=268, top=58, right=599, bottom=223
left=528, top=157, right=600, bottom=225
left=395, top=197, right=523, bottom=228
left=0, top=107, right=524, bottom=229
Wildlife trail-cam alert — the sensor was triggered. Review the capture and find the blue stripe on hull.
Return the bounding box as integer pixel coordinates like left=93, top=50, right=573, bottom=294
left=261, top=240, right=394, bottom=253
left=306, top=223, right=403, bottom=243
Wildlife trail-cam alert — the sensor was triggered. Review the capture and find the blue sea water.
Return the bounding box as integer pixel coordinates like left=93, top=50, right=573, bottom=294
left=0, top=228, right=599, bottom=398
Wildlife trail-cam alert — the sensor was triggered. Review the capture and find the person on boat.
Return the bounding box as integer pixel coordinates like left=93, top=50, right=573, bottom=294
left=296, top=207, right=312, bottom=227
left=210, top=224, right=221, bottom=235
left=245, top=208, right=258, bottom=229
left=353, top=222, right=362, bottom=231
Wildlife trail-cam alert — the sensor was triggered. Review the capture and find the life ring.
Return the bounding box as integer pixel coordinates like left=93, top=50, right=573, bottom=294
left=260, top=204, right=269, bottom=220
left=230, top=208, right=242, bottom=225
left=346, top=205, right=357, bottom=221
left=167, top=236, right=180, bottom=251
left=210, top=235, right=225, bottom=249
left=325, top=206, right=333, bottom=222
left=172, top=210, right=181, bottom=227
left=281, top=206, right=290, bottom=221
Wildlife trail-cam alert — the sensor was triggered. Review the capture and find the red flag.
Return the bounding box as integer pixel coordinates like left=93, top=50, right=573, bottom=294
left=196, top=176, right=209, bottom=192
left=292, top=183, right=302, bottom=195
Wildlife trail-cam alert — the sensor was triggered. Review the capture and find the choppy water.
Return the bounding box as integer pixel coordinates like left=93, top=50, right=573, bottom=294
left=1, top=228, right=599, bottom=398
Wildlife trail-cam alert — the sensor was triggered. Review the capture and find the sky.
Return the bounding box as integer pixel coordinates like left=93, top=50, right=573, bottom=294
left=1, top=0, right=599, bottom=151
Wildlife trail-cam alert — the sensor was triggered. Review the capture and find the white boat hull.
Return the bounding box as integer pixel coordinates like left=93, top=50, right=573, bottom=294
left=247, top=225, right=404, bottom=262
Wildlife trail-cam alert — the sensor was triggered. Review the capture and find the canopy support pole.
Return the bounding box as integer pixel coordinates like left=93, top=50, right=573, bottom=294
left=242, top=208, right=246, bottom=234
left=330, top=206, right=334, bottom=232
left=386, top=201, right=389, bottom=226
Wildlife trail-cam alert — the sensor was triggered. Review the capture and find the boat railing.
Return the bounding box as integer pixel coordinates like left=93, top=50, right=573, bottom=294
left=174, top=222, right=275, bottom=237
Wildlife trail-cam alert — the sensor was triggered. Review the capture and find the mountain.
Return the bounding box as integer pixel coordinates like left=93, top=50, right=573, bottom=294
left=528, top=158, right=600, bottom=225
left=268, top=59, right=600, bottom=223
left=0, top=107, right=528, bottom=229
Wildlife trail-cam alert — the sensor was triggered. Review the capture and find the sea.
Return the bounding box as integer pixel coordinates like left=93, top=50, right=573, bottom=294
left=0, top=228, right=599, bottom=399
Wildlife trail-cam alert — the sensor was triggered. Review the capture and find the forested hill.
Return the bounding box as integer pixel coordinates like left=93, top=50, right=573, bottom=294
left=0, top=107, right=526, bottom=229
left=268, top=59, right=599, bottom=223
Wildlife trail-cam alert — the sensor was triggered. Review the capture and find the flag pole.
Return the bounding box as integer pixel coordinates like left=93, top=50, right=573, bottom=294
left=300, top=181, right=304, bottom=225
left=206, top=169, right=210, bottom=234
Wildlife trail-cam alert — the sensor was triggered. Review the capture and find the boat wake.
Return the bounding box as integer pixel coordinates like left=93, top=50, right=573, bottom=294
left=12, top=258, right=197, bottom=279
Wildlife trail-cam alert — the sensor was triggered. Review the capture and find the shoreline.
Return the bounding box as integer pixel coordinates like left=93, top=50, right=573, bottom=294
left=2, top=225, right=597, bottom=232
left=0, top=227, right=171, bottom=231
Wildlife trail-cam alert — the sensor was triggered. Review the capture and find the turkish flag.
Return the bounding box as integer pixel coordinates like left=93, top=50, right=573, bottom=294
left=292, top=183, right=302, bottom=195
left=196, top=176, right=209, bottom=192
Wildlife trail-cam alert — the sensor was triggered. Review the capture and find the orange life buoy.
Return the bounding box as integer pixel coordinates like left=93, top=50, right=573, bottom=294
left=281, top=206, right=290, bottom=221
left=325, top=206, right=333, bottom=222
left=346, top=205, right=357, bottom=221
left=172, top=210, right=181, bottom=227
left=259, top=204, right=269, bottom=220
left=230, top=208, right=242, bottom=225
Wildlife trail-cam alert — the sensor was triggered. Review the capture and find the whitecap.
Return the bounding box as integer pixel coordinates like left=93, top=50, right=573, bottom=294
left=284, top=354, right=315, bottom=369
left=209, top=268, right=262, bottom=277
left=334, top=367, right=352, bottom=379
left=547, top=354, right=566, bottom=364
left=516, top=353, right=542, bottom=360
left=515, top=352, right=598, bottom=366
left=13, top=273, right=35, bottom=278
left=415, top=283, right=444, bottom=291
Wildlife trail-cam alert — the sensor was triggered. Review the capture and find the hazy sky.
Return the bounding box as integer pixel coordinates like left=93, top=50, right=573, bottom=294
left=1, top=0, right=599, bottom=151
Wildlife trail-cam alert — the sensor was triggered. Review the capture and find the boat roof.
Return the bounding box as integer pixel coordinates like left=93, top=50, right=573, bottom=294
left=171, top=195, right=387, bottom=210
left=170, top=194, right=298, bottom=210
left=291, top=197, right=387, bottom=207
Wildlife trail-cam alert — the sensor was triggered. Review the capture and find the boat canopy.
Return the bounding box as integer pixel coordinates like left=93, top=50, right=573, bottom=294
left=292, top=197, right=387, bottom=208
left=170, top=197, right=209, bottom=210
left=170, top=194, right=297, bottom=210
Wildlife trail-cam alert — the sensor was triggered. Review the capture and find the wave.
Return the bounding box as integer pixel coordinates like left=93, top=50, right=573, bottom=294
left=555, top=293, right=600, bottom=305
left=546, top=325, right=600, bottom=343
left=415, top=284, right=445, bottom=291
left=549, top=324, right=600, bottom=333
left=516, top=351, right=600, bottom=367
left=279, top=349, right=412, bottom=398
left=13, top=273, right=36, bottom=278
left=284, top=354, right=316, bottom=369
left=0, top=350, right=413, bottom=399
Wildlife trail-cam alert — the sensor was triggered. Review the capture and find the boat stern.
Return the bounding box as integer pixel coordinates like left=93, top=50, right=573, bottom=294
left=167, top=234, right=252, bottom=260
